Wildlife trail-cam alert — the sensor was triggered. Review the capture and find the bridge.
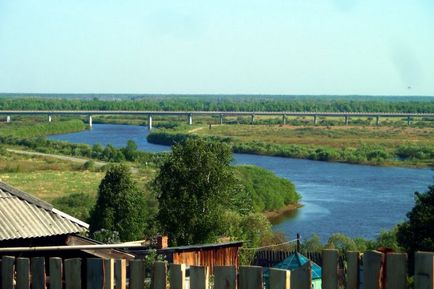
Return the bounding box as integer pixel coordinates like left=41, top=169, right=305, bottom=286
left=0, top=110, right=433, bottom=129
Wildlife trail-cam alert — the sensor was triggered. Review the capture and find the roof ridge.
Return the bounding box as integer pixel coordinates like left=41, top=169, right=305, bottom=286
left=0, top=181, right=53, bottom=211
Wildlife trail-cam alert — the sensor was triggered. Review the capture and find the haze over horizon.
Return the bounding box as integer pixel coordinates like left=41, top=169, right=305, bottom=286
left=1, top=0, right=434, bottom=96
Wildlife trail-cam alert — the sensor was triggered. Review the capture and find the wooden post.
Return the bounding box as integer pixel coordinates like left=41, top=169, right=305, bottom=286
left=31, top=257, right=46, bottom=289
left=130, top=259, right=145, bottom=289
left=386, top=253, right=407, bottom=289
left=363, top=251, right=384, bottom=289
left=322, top=249, right=338, bottom=289
left=169, top=263, right=186, bottom=289
left=16, top=258, right=30, bottom=289
left=87, top=258, right=104, bottom=289
left=114, top=259, right=127, bottom=289
left=104, top=259, right=115, bottom=289
left=346, top=251, right=360, bottom=289
left=2, top=256, right=15, bottom=289
left=290, top=261, right=311, bottom=289
left=190, top=266, right=209, bottom=289
left=239, top=266, right=263, bottom=289
left=414, top=251, right=434, bottom=289
left=64, top=258, right=82, bottom=289
left=214, top=266, right=237, bottom=289
left=269, top=268, right=290, bottom=289
left=296, top=233, right=301, bottom=252
left=49, top=258, right=63, bottom=289
left=152, top=261, right=167, bottom=289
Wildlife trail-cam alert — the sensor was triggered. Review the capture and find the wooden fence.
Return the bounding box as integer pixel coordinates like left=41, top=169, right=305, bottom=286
left=1, top=250, right=433, bottom=289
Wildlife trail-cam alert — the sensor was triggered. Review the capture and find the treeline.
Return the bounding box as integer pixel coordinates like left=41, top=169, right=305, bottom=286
left=147, top=130, right=434, bottom=166
left=0, top=119, right=86, bottom=138
left=0, top=136, right=167, bottom=167
left=1, top=95, right=433, bottom=112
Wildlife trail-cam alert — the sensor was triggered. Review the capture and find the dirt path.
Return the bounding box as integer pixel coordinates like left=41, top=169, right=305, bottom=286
left=6, top=149, right=107, bottom=167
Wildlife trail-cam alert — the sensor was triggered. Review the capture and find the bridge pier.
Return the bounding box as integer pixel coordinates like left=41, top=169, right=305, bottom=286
left=148, top=114, right=153, bottom=130
left=407, top=116, right=411, bottom=126
left=251, top=114, right=255, bottom=124
left=376, top=116, right=380, bottom=126
left=48, top=115, right=52, bottom=123
left=6, top=115, right=10, bottom=123
left=282, top=115, right=286, bottom=125
left=313, top=115, right=318, bottom=125
left=88, top=115, right=93, bottom=128
left=220, top=114, right=224, bottom=125
left=344, top=116, right=349, bottom=125
left=188, top=114, right=193, bottom=125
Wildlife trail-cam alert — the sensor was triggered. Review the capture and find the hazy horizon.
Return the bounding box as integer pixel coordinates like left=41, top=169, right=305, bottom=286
left=1, top=0, right=434, bottom=96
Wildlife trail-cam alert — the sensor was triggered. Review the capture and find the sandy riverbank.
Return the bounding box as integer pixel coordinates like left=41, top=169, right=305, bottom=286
left=263, top=203, right=303, bottom=224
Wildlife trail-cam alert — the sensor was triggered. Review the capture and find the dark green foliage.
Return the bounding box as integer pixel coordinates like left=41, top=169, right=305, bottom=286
left=89, top=164, right=148, bottom=241
left=52, top=193, right=96, bottom=222
left=397, top=183, right=434, bottom=261
left=234, top=165, right=300, bottom=212
left=153, top=139, right=237, bottom=246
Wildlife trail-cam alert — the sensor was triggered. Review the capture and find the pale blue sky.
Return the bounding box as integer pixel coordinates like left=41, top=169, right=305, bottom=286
left=0, top=0, right=433, bottom=95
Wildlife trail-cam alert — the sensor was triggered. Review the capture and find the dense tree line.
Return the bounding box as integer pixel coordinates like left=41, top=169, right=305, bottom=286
left=1, top=95, right=433, bottom=112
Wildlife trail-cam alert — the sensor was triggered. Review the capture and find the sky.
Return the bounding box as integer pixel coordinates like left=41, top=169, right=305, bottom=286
left=0, top=0, right=433, bottom=95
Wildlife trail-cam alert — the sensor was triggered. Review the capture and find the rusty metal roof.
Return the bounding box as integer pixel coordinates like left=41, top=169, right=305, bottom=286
left=0, top=182, right=88, bottom=241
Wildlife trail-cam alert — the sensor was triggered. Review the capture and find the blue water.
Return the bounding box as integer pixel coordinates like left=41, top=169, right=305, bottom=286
left=49, top=124, right=433, bottom=241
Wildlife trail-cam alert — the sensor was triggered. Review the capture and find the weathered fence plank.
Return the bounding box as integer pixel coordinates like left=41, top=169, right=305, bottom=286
left=152, top=261, right=167, bottom=289
left=414, top=251, right=434, bottom=289
left=290, top=261, right=311, bottom=289
left=16, top=257, right=30, bottom=289
left=104, top=259, right=115, bottom=289
left=65, top=258, right=82, bottom=289
left=87, top=258, right=104, bottom=289
left=346, top=252, right=360, bottom=289
left=49, top=257, right=63, bottom=289
left=130, top=259, right=145, bottom=289
left=239, top=266, right=263, bottom=289
left=169, top=263, right=185, bottom=289
left=190, top=266, right=209, bottom=289
left=386, top=253, right=407, bottom=289
left=31, top=257, right=46, bottom=289
left=2, top=256, right=15, bottom=289
left=214, top=266, right=237, bottom=289
left=269, top=268, right=290, bottom=289
left=115, top=259, right=127, bottom=289
left=322, top=249, right=338, bottom=289
left=363, top=251, right=384, bottom=289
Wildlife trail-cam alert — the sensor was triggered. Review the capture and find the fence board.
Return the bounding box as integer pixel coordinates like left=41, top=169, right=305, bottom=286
left=169, top=263, right=185, bottom=289
left=65, top=258, right=82, bottom=289
left=2, top=256, right=15, bottom=289
left=363, top=251, right=384, bottom=289
left=269, top=268, right=290, bottom=289
left=386, top=253, right=407, bottom=289
left=290, top=261, right=311, bottom=289
left=130, top=259, right=145, bottom=289
left=214, top=266, right=237, bottom=289
left=190, top=266, right=209, bottom=289
left=322, top=249, right=338, bottom=289
left=414, top=251, right=434, bottom=289
left=346, top=252, right=360, bottom=289
left=87, top=258, right=104, bottom=289
left=49, top=258, right=63, bottom=289
left=31, top=257, right=46, bottom=289
left=104, top=259, right=115, bottom=289
left=239, top=266, right=263, bottom=289
left=152, top=261, right=167, bottom=289
left=16, top=258, right=30, bottom=289
left=115, top=259, right=127, bottom=289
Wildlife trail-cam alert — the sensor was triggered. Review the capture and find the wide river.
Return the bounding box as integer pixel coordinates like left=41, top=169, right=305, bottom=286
left=49, top=124, right=433, bottom=242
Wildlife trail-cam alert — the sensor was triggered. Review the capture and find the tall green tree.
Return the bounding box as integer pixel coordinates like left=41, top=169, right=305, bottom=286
left=89, top=164, right=147, bottom=241
left=397, top=183, right=434, bottom=261
left=153, top=139, right=237, bottom=246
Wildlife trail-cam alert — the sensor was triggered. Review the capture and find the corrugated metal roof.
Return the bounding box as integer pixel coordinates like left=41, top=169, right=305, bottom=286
left=0, top=182, right=88, bottom=241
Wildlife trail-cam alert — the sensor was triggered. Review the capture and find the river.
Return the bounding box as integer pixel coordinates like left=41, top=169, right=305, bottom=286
left=49, top=124, right=433, bottom=242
